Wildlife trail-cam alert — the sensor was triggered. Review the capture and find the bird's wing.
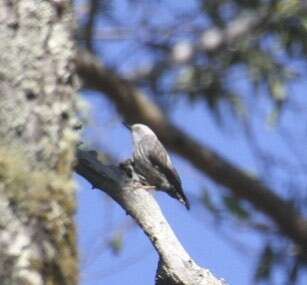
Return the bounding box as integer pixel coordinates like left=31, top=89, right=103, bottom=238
left=140, top=135, right=190, bottom=209
left=140, top=135, right=181, bottom=184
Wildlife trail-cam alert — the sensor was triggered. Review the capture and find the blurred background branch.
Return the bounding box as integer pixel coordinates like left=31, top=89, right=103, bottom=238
left=76, top=50, right=307, bottom=258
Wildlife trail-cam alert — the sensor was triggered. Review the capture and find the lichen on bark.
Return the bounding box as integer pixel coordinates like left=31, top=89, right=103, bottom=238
left=0, top=1, right=80, bottom=284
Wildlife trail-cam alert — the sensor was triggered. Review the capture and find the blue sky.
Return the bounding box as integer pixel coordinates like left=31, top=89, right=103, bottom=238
left=76, top=93, right=263, bottom=285
left=75, top=1, right=307, bottom=284
left=76, top=87, right=307, bottom=285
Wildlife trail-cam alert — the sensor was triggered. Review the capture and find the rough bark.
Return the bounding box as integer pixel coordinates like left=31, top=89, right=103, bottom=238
left=0, top=1, right=79, bottom=284
left=76, top=149, right=225, bottom=285
left=76, top=50, right=307, bottom=258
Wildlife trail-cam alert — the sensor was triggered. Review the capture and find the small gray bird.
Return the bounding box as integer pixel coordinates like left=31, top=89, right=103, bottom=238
left=124, top=123, right=190, bottom=210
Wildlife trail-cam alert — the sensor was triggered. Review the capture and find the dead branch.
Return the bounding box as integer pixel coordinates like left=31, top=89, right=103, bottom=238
left=76, top=149, right=225, bottom=285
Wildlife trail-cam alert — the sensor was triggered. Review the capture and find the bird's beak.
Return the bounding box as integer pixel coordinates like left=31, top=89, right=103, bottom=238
left=122, top=121, right=131, bottom=130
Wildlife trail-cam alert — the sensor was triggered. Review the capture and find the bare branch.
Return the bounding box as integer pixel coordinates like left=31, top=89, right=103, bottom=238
left=201, top=9, right=268, bottom=52
left=76, top=149, right=225, bottom=285
left=172, top=7, right=270, bottom=63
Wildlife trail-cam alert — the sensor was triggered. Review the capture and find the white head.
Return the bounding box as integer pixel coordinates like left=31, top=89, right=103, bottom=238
left=130, top=124, right=157, bottom=145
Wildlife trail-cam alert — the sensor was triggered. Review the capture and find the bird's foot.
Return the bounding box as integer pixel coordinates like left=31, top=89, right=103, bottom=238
left=119, top=159, right=134, bottom=178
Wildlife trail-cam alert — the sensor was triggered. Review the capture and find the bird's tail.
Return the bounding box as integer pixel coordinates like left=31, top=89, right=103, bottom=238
left=177, top=192, right=190, bottom=210
left=170, top=188, right=190, bottom=210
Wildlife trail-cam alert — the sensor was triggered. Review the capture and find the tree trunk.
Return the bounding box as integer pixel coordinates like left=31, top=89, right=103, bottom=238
left=0, top=1, right=79, bottom=284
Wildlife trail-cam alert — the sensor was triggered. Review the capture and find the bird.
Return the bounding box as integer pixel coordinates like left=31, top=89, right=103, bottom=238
left=124, top=123, right=190, bottom=210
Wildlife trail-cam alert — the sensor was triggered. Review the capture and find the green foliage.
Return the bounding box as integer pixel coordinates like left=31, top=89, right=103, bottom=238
left=255, top=244, right=275, bottom=282
left=109, top=232, right=124, bottom=255
left=201, top=190, right=222, bottom=220
left=222, top=195, right=250, bottom=220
